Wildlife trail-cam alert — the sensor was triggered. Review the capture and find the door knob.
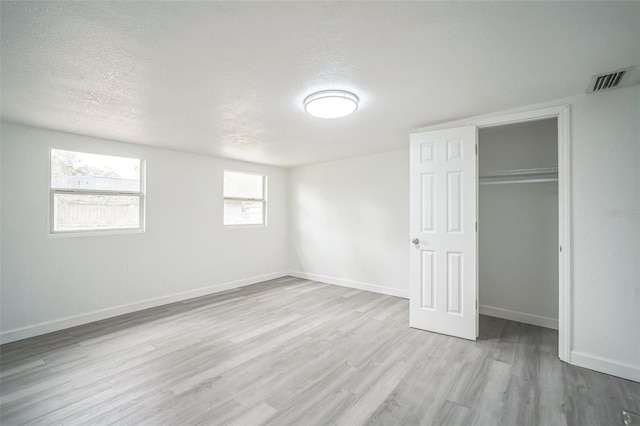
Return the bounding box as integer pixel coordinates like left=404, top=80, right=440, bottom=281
left=412, top=238, right=420, bottom=244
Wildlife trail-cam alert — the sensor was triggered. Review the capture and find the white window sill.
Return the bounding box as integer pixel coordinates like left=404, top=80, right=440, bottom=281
left=49, top=228, right=146, bottom=238
left=223, top=224, right=267, bottom=229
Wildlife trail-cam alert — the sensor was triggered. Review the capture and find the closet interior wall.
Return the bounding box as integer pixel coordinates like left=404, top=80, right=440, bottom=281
left=478, top=118, right=559, bottom=329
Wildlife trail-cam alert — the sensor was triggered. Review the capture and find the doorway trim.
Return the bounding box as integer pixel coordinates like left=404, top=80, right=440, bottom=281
left=473, top=105, right=571, bottom=362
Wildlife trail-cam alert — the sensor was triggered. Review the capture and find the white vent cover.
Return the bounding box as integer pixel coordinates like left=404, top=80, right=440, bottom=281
left=587, top=67, right=633, bottom=93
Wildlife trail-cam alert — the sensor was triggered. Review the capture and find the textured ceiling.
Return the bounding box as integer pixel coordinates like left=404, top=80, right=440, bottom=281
left=1, top=1, right=639, bottom=167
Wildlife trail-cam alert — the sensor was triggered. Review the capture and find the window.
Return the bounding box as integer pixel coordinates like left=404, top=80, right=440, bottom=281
left=223, top=170, right=266, bottom=225
left=50, top=149, right=145, bottom=234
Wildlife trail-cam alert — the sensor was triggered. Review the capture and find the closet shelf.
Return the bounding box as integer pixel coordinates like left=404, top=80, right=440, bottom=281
left=479, top=167, right=558, bottom=185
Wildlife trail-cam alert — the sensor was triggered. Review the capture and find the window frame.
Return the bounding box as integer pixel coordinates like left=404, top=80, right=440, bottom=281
left=223, top=170, right=267, bottom=227
left=49, top=148, right=146, bottom=236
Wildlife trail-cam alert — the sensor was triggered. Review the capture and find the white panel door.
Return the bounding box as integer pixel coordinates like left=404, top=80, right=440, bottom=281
left=409, top=126, right=478, bottom=340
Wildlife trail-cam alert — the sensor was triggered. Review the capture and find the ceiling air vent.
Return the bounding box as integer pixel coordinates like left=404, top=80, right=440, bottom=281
left=587, top=67, right=633, bottom=93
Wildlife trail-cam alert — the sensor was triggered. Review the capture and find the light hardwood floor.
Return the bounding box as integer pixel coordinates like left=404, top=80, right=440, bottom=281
left=1, top=277, right=638, bottom=425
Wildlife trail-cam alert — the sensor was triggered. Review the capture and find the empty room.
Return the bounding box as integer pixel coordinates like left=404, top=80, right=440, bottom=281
left=1, top=1, right=639, bottom=425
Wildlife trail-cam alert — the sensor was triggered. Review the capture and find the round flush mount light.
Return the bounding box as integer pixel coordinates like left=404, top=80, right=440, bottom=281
left=303, top=90, right=359, bottom=119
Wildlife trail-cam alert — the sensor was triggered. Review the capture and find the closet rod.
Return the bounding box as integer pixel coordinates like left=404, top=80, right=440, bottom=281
left=479, top=177, right=558, bottom=185
left=480, top=167, right=558, bottom=178
left=479, top=167, right=558, bottom=185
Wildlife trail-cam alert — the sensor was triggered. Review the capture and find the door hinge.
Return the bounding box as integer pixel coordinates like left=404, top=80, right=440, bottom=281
left=476, top=222, right=478, bottom=232
left=476, top=300, right=478, bottom=310
left=475, top=144, right=478, bottom=155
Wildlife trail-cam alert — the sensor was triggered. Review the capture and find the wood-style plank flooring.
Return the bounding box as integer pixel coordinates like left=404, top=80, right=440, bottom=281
left=1, top=277, right=638, bottom=425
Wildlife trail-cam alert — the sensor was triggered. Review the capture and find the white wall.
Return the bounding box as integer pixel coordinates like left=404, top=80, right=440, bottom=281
left=479, top=119, right=558, bottom=171
left=0, top=123, right=288, bottom=342
left=568, top=85, right=639, bottom=380
left=479, top=119, right=559, bottom=329
left=479, top=183, right=559, bottom=327
left=288, top=150, right=409, bottom=298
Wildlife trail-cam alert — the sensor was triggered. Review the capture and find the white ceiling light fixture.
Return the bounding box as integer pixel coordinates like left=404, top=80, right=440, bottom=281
left=303, top=90, right=359, bottom=119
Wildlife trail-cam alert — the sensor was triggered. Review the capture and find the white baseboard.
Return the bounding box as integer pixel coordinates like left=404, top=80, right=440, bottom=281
left=479, top=305, right=558, bottom=330
left=0, top=271, right=288, bottom=345
left=288, top=270, right=409, bottom=299
left=571, top=351, right=640, bottom=383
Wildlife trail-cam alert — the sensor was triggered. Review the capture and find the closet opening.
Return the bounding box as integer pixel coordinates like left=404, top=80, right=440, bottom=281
left=478, top=117, right=560, bottom=347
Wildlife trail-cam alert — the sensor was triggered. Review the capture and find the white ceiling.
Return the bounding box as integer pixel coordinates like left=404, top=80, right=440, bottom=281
left=1, top=1, right=639, bottom=167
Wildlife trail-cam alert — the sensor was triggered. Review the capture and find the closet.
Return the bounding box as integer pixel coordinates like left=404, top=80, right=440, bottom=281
left=478, top=118, right=559, bottom=331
